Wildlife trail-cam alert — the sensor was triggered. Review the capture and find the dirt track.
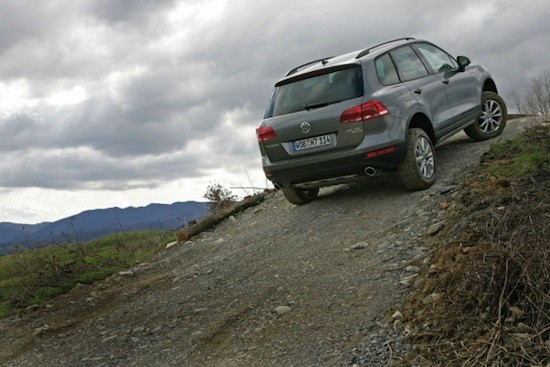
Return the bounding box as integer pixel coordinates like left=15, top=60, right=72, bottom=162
left=0, top=118, right=536, bottom=367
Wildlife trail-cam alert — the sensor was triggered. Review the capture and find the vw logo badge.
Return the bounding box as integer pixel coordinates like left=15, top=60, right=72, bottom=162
left=300, top=121, right=311, bottom=134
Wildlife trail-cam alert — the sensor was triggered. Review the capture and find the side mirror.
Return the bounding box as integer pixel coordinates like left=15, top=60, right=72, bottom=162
left=457, top=56, right=471, bottom=72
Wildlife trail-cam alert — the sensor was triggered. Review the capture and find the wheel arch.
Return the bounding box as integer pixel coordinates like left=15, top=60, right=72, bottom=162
left=483, top=78, right=498, bottom=94
left=407, top=112, right=436, bottom=144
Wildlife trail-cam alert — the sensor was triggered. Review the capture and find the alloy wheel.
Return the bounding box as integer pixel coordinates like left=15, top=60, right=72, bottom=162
left=415, top=136, right=435, bottom=179
left=479, top=99, right=503, bottom=133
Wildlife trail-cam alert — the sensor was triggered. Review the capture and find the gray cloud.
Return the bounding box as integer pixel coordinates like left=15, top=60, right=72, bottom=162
left=0, top=0, right=549, bottom=194
left=84, top=0, right=177, bottom=26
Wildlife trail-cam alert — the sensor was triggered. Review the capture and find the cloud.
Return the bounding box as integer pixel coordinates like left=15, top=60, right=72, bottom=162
left=0, top=0, right=549, bottom=221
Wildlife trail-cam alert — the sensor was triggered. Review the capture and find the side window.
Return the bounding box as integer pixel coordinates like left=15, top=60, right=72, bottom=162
left=375, top=54, right=400, bottom=85
left=414, top=43, right=458, bottom=73
left=389, top=46, right=429, bottom=82
left=329, top=69, right=363, bottom=102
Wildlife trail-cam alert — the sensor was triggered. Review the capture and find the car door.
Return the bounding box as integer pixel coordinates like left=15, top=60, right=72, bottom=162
left=412, top=43, right=480, bottom=132
left=389, top=45, right=454, bottom=136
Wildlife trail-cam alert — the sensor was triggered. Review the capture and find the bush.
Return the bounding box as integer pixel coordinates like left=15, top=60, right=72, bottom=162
left=203, top=182, right=237, bottom=213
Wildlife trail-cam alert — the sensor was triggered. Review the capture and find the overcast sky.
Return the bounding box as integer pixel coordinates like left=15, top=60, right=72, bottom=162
left=1, top=0, right=549, bottom=223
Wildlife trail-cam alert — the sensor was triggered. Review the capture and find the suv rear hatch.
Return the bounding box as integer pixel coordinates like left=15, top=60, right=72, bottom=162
left=259, top=65, right=367, bottom=162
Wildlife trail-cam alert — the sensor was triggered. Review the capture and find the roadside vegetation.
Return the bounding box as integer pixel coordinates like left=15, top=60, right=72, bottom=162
left=511, top=71, right=550, bottom=115
left=400, top=123, right=550, bottom=366
left=0, top=182, right=245, bottom=319
left=203, top=181, right=237, bottom=212
left=0, top=230, right=171, bottom=317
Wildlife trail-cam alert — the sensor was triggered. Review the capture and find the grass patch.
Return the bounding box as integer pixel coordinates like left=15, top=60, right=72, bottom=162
left=0, top=230, right=171, bottom=317
left=400, top=124, right=550, bottom=366
left=485, top=124, right=550, bottom=177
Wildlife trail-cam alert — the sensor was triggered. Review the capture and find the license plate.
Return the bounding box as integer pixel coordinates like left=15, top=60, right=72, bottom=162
left=292, top=134, right=332, bottom=151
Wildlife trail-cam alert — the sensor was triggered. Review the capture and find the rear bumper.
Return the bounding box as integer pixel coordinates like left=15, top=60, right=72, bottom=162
left=262, top=142, right=407, bottom=188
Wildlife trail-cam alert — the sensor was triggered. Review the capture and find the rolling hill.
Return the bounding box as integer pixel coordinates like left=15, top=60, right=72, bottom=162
left=0, top=201, right=209, bottom=254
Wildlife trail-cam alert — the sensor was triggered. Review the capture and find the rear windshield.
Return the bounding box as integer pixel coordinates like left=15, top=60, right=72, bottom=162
left=264, top=65, right=363, bottom=118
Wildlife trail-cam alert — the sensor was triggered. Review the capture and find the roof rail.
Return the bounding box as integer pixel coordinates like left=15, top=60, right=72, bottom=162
left=355, top=37, right=415, bottom=59
left=286, top=57, right=334, bottom=76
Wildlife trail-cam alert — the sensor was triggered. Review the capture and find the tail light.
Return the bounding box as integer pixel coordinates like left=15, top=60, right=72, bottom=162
left=340, top=100, right=389, bottom=124
left=256, top=126, right=276, bottom=142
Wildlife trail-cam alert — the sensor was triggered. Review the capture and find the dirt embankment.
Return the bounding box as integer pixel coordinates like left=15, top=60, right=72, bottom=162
left=0, top=118, right=540, bottom=367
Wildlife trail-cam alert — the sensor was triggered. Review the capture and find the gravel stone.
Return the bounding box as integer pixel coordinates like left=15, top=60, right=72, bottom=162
left=350, top=242, right=368, bottom=250
left=437, top=185, right=456, bottom=194
left=274, top=306, right=292, bottom=315
left=427, top=221, right=444, bottom=235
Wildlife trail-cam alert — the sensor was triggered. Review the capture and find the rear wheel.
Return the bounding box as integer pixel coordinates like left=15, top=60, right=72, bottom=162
left=464, top=92, right=507, bottom=141
left=398, top=128, right=436, bottom=190
left=281, top=187, right=319, bottom=205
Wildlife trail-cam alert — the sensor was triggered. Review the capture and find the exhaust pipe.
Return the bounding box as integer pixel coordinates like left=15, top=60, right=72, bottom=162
left=365, top=166, right=376, bottom=177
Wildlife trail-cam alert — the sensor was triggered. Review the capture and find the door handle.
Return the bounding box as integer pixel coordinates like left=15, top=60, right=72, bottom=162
left=414, top=88, right=422, bottom=94
left=442, top=79, right=450, bottom=84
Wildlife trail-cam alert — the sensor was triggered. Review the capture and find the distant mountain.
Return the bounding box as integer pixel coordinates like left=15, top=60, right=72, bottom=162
left=0, top=222, right=50, bottom=243
left=0, top=201, right=209, bottom=254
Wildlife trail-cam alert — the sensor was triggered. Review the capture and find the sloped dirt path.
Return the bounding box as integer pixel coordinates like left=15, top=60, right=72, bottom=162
left=0, top=118, right=535, bottom=367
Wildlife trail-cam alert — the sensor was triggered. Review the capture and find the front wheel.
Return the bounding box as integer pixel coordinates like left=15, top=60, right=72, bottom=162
left=398, top=128, right=436, bottom=190
left=464, top=91, right=507, bottom=141
left=281, top=187, right=319, bottom=205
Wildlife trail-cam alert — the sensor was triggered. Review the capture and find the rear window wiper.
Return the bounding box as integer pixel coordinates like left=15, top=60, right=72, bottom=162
left=304, top=100, right=343, bottom=111
left=304, top=102, right=328, bottom=110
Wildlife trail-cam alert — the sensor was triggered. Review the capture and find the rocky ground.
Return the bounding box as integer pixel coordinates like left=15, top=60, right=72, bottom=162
left=0, top=118, right=537, bottom=367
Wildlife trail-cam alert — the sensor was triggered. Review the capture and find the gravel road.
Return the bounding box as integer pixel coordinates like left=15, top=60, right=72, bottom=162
left=0, top=118, right=536, bottom=367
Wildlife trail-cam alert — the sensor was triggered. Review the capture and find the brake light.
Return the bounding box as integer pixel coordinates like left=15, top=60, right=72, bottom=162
left=340, top=100, right=389, bottom=124
left=256, top=126, right=276, bottom=142
left=340, top=105, right=363, bottom=124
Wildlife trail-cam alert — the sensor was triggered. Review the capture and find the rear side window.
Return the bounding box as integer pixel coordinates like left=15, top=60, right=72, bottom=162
left=265, top=65, right=363, bottom=118
left=413, top=43, right=458, bottom=73
left=375, top=54, right=400, bottom=85
left=390, top=46, right=429, bottom=82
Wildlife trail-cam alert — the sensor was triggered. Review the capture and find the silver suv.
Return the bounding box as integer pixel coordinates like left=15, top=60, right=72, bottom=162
left=256, top=37, right=507, bottom=204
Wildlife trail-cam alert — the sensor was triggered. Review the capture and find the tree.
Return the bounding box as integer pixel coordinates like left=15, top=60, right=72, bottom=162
left=203, top=182, right=237, bottom=213
left=510, top=89, right=524, bottom=114
left=511, top=71, right=550, bottom=115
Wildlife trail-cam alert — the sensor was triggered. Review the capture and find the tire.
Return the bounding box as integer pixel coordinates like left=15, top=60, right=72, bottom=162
left=464, top=91, right=507, bottom=141
left=281, top=187, right=319, bottom=205
left=398, top=128, right=436, bottom=190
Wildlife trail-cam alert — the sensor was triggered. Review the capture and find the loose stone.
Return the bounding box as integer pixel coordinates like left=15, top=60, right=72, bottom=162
left=118, top=270, right=134, bottom=277
left=392, top=310, right=403, bottom=320
left=405, top=265, right=420, bottom=273
left=427, top=222, right=444, bottom=235
left=350, top=242, right=368, bottom=250
left=165, top=241, right=178, bottom=249
left=274, top=306, right=292, bottom=316
left=437, top=185, right=456, bottom=194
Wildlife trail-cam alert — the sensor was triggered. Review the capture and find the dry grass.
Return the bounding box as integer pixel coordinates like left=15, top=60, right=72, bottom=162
left=399, top=124, right=550, bottom=366
left=0, top=230, right=170, bottom=317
